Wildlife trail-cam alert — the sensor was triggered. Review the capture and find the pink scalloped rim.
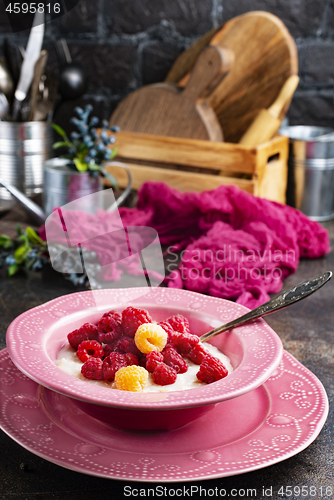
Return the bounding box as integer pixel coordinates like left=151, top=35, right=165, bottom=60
left=6, top=288, right=283, bottom=410
left=0, top=349, right=328, bottom=482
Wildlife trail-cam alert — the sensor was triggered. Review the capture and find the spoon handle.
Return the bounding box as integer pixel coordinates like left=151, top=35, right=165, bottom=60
left=200, top=271, right=332, bottom=343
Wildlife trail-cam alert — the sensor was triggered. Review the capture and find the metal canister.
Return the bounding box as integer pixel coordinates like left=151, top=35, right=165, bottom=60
left=0, top=121, right=53, bottom=201
left=43, top=158, right=103, bottom=218
left=280, top=126, right=334, bottom=221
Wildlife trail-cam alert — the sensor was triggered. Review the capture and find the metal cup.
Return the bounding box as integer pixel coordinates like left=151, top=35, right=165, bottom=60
left=280, top=126, right=334, bottom=221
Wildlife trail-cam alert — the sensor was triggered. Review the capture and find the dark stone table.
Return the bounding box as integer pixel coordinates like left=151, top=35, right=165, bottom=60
left=1, top=203, right=333, bottom=500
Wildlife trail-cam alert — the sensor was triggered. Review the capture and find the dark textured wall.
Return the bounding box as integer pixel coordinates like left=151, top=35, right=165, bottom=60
left=1, top=0, right=334, bottom=132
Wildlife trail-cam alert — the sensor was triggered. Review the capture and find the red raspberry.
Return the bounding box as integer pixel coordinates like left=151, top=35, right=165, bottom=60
left=117, top=336, right=142, bottom=357
left=98, top=329, right=122, bottom=344
left=68, top=329, right=87, bottom=350
left=187, top=344, right=208, bottom=365
left=97, top=311, right=123, bottom=344
left=145, top=351, right=164, bottom=372
left=124, top=352, right=139, bottom=366
left=67, top=323, right=99, bottom=349
left=103, top=343, right=114, bottom=358
left=76, top=340, right=104, bottom=362
left=139, top=355, right=147, bottom=368
left=97, top=310, right=122, bottom=332
left=157, top=321, right=178, bottom=343
left=163, top=347, right=188, bottom=374
left=176, top=333, right=200, bottom=355
left=105, top=337, right=123, bottom=353
left=196, top=355, right=228, bottom=384
left=102, top=353, right=127, bottom=381
left=81, top=357, right=103, bottom=380
left=165, top=315, right=190, bottom=334
left=121, top=307, right=152, bottom=337
left=152, top=363, right=177, bottom=386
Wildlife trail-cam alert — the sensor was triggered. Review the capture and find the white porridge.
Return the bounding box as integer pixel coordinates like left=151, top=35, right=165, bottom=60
left=57, top=341, right=233, bottom=393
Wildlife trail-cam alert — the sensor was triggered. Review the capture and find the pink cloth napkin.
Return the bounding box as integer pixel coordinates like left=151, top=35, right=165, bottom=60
left=119, top=182, right=330, bottom=308
left=40, top=182, right=330, bottom=308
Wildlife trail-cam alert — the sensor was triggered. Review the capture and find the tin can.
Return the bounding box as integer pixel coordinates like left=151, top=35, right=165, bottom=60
left=0, top=121, right=53, bottom=201
left=280, top=126, right=334, bottom=221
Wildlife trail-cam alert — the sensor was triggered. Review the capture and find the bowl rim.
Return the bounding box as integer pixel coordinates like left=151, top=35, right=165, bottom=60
left=6, top=287, right=283, bottom=410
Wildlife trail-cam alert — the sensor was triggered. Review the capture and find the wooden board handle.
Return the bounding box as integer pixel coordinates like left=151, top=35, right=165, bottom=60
left=183, top=46, right=234, bottom=100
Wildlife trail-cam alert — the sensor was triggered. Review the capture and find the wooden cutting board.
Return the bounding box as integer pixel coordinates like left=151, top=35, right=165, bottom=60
left=110, top=46, right=233, bottom=142
left=165, top=11, right=298, bottom=143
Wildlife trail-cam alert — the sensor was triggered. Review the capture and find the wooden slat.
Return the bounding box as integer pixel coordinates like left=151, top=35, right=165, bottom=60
left=114, top=131, right=258, bottom=174
left=105, top=132, right=288, bottom=203
left=104, top=162, right=256, bottom=194
left=254, top=135, right=289, bottom=184
left=257, top=159, right=288, bottom=203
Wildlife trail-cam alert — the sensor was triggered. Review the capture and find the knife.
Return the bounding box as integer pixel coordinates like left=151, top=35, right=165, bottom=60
left=11, top=11, right=45, bottom=121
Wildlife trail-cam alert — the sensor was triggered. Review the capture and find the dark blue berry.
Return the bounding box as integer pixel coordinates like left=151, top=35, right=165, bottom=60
left=5, top=255, right=16, bottom=266
left=90, top=128, right=98, bottom=140
left=32, top=260, right=43, bottom=271
left=89, top=116, right=99, bottom=127
left=109, top=125, right=120, bottom=133
left=70, top=131, right=80, bottom=140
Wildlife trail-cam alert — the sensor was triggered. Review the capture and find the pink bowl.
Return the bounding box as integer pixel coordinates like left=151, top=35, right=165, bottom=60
left=6, top=288, right=283, bottom=431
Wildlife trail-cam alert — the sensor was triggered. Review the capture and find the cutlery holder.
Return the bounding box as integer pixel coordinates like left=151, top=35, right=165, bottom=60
left=0, top=121, right=54, bottom=201
left=104, top=131, right=289, bottom=204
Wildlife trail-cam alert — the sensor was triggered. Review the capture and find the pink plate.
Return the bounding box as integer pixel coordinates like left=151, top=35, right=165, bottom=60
left=0, top=349, right=328, bottom=482
left=6, top=288, right=283, bottom=410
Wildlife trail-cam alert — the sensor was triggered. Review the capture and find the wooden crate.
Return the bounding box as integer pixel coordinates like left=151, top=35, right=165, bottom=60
left=105, top=131, right=289, bottom=203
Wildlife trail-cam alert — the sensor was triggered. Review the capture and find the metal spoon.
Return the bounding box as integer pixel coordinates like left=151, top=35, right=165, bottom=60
left=200, top=271, right=332, bottom=342
left=0, top=57, right=14, bottom=99
left=0, top=92, right=9, bottom=120
left=28, top=49, right=48, bottom=121
left=55, top=39, right=88, bottom=100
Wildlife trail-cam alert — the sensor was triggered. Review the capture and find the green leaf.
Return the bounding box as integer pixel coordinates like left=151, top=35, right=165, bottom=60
left=8, top=263, right=19, bottom=276
left=0, top=235, right=13, bottom=249
left=51, top=123, right=67, bottom=139
left=25, top=258, right=34, bottom=270
left=26, top=227, right=44, bottom=245
left=53, top=141, right=70, bottom=149
left=18, top=234, right=29, bottom=245
left=110, top=145, right=118, bottom=159
left=87, top=163, right=99, bottom=171
left=73, top=158, right=88, bottom=172
left=100, top=167, right=118, bottom=189
left=14, top=244, right=30, bottom=264
left=16, top=223, right=23, bottom=236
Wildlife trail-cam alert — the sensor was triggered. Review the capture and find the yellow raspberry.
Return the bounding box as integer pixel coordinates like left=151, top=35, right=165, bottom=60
left=114, top=365, right=149, bottom=392
left=134, top=323, right=168, bottom=354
